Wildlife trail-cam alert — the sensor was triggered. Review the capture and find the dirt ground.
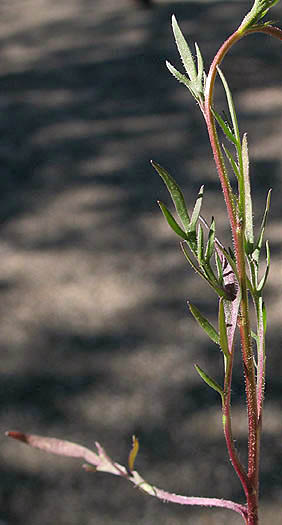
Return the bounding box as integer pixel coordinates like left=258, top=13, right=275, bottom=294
left=0, top=0, right=282, bottom=524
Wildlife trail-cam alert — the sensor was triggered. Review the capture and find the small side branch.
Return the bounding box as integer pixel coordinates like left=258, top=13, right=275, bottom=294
left=6, top=431, right=247, bottom=521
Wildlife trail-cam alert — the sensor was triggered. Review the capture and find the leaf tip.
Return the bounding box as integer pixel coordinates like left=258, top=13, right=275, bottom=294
left=6, top=431, right=28, bottom=443
left=128, top=435, right=139, bottom=473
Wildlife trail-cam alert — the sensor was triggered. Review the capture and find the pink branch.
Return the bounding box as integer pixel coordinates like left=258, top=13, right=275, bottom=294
left=6, top=431, right=247, bottom=520
left=150, top=486, right=247, bottom=519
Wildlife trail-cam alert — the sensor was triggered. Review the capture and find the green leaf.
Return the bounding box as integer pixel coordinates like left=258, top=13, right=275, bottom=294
left=215, top=251, right=224, bottom=285
left=181, top=242, right=229, bottom=299
left=254, top=189, right=271, bottom=261
left=200, top=216, right=238, bottom=282
left=166, top=61, right=199, bottom=99
left=157, top=201, right=188, bottom=240
left=217, top=67, right=240, bottom=146
left=194, top=364, right=224, bottom=398
left=205, top=217, right=215, bottom=262
left=195, top=43, right=205, bottom=102
left=189, top=185, right=204, bottom=232
left=171, top=15, right=197, bottom=82
left=185, top=230, right=197, bottom=255
left=195, top=42, right=204, bottom=84
left=242, top=133, right=254, bottom=248
left=257, top=241, right=270, bottom=291
left=181, top=242, right=208, bottom=281
left=197, top=224, right=204, bottom=266
left=188, top=302, right=219, bottom=345
left=202, top=262, right=219, bottom=287
left=212, top=109, right=237, bottom=146
left=239, top=0, right=280, bottom=32
left=167, top=17, right=205, bottom=103
left=222, top=143, right=240, bottom=180
left=128, top=435, right=139, bottom=473
left=218, top=298, right=230, bottom=358
left=151, top=161, right=190, bottom=231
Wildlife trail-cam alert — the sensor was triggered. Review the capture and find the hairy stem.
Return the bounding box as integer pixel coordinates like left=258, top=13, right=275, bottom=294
left=203, top=21, right=282, bottom=525
left=222, top=349, right=250, bottom=499
left=236, top=226, right=259, bottom=524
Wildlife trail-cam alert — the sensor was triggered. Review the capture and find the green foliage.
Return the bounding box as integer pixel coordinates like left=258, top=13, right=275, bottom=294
left=166, top=15, right=205, bottom=105
left=194, top=364, right=224, bottom=399
left=151, top=161, right=190, bottom=232
left=239, top=0, right=281, bottom=31
left=188, top=302, right=219, bottom=345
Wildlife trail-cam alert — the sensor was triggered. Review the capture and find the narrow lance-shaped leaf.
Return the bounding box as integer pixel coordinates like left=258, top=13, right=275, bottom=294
left=166, top=61, right=198, bottom=99
left=201, top=261, right=220, bottom=289
left=205, top=217, right=215, bottom=262
left=197, top=223, right=204, bottom=266
left=212, top=108, right=238, bottom=146
left=181, top=242, right=210, bottom=282
left=194, top=364, right=224, bottom=399
left=167, top=16, right=205, bottom=104
left=181, top=242, right=231, bottom=299
left=242, top=133, right=254, bottom=249
left=128, top=435, right=139, bottom=473
left=222, top=143, right=240, bottom=180
left=188, top=301, right=219, bottom=345
left=189, top=185, right=204, bottom=232
left=185, top=230, right=197, bottom=255
left=158, top=201, right=188, bottom=240
left=217, top=67, right=240, bottom=146
left=171, top=15, right=197, bottom=82
left=215, top=251, right=224, bottom=285
left=253, top=189, right=271, bottom=264
left=151, top=161, right=190, bottom=231
left=195, top=42, right=204, bottom=84
left=257, top=240, right=270, bottom=292
left=195, top=42, right=205, bottom=101
left=200, top=215, right=238, bottom=283
left=200, top=215, right=238, bottom=286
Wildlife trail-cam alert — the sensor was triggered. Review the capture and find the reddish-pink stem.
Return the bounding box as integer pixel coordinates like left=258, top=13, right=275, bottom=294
left=151, top=487, right=248, bottom=519
left=204, top=23, right=282, bottom=525
left=222, top=349, right=251, bottom=500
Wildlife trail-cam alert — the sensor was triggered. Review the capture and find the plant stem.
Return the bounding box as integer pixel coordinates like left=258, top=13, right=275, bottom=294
left=222, top=349, right=250, bottom=499
left=203, top=21, right=282, bottom=525
left=204, top=29, right=243, bottom=232
left=236, top=225, right=259, bottom=525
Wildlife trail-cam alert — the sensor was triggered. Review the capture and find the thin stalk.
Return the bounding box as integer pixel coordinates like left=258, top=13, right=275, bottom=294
left=202, top=22, right=282, bottom=525
left=222, top=349, right=251, bottom=502
left=236, top=226, right=259, bottom=525
left=204, top=29, right=244, bottom=234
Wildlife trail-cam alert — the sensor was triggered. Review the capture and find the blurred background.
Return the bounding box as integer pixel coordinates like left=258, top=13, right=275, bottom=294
left=0, top=0, right=282, bottom=523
